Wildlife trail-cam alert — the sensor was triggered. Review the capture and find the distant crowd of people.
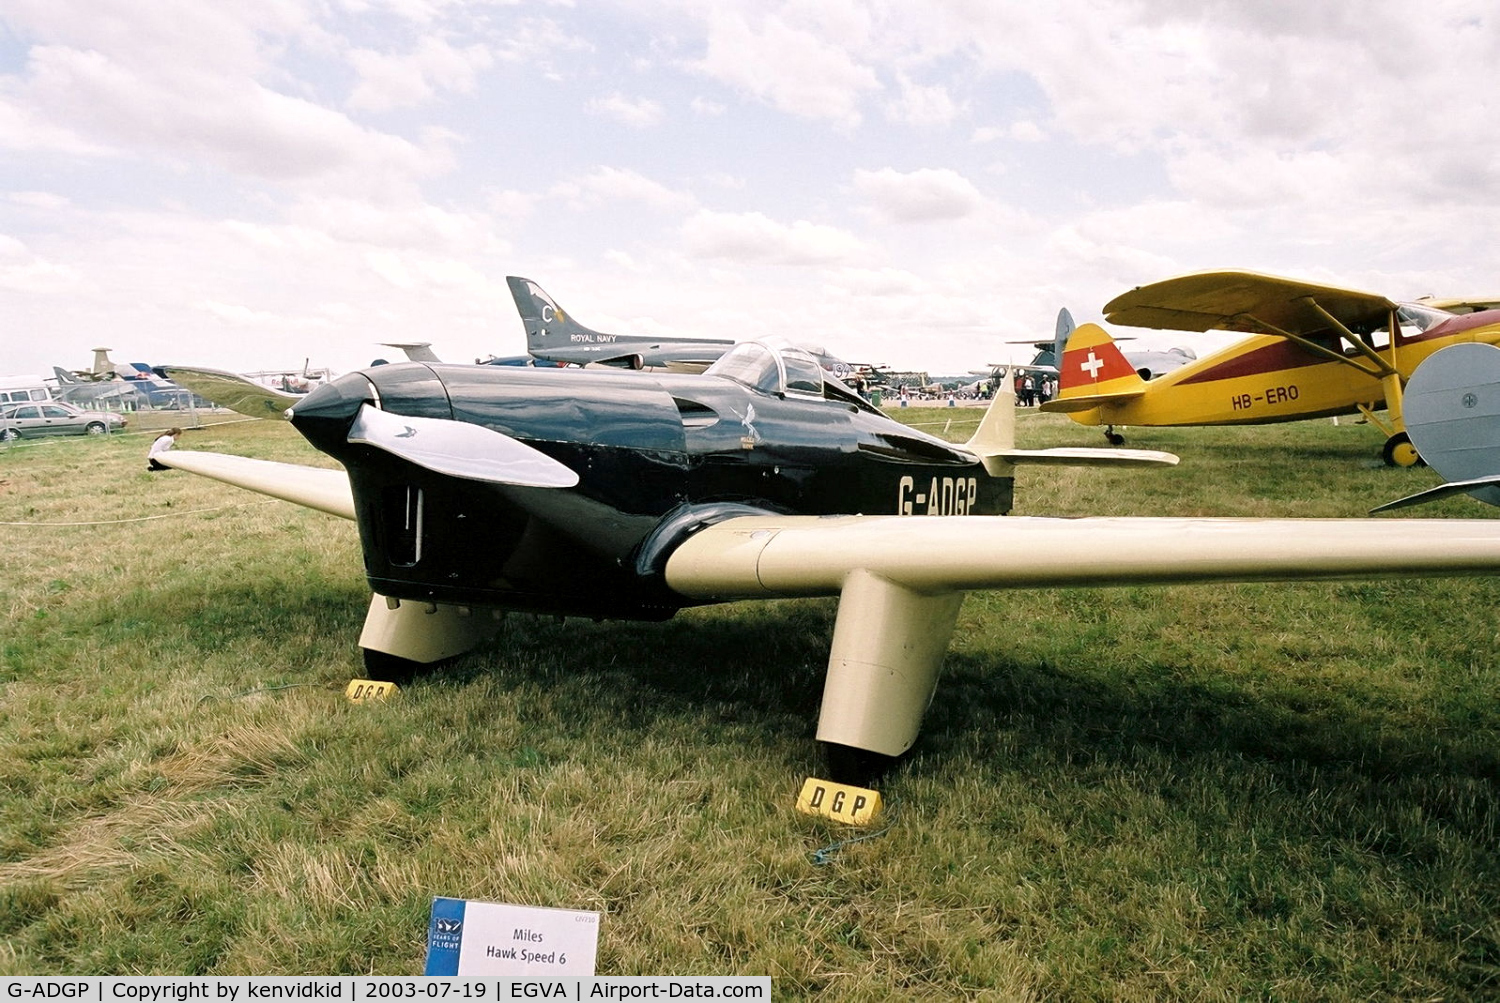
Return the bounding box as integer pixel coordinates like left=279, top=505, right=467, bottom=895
left=1014, top=372, right=1056, bottom=407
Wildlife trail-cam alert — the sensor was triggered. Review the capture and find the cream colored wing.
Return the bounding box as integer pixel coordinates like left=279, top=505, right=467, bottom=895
left=162, top=450, right=355, bottom=520
left=665, top=513, right=1500, bottom=600
left=666, top=512, right=1500, bottom=759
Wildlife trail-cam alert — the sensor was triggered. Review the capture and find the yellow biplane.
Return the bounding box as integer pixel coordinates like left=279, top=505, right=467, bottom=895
left=1041, top=270, right=1500, bottom=465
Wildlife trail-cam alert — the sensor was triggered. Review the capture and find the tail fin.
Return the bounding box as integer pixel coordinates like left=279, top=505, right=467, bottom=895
left=965, top=368, right=1017, bottom=473
left=52, top=366, right=80, bottom=385
left=1053, top=308, right=1075, bottom=369
left=506, top=276, right=612, bottom=355
left=1042, top=322, right=1147, bottom=413
left=90, top=348, right=118, bottom=378
left=966, top=368, right=1177, bottom=473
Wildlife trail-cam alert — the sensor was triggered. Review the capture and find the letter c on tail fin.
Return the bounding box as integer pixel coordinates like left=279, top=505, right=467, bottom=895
left=507, top=275, right=612, bottom=357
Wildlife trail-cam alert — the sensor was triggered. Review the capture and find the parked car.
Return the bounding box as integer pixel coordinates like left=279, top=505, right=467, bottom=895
left=0, top=401, right=127, bottom=439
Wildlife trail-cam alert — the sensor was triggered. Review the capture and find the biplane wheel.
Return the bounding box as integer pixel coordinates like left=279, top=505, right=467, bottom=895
left=1105, top=430, right=1125, bottom=446
left=821, top=742, right=900, bottom=787
left=1382, top=432, right=1424, bottom=468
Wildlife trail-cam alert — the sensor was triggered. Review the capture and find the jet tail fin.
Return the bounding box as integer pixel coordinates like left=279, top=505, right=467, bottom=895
left=90, top=348, right=119, bottom=378
left=507, top=276, right=613, bottom=356
left=52, top=366, right=80, bottom=385
left=1040, top=322, right=1147, bottom=412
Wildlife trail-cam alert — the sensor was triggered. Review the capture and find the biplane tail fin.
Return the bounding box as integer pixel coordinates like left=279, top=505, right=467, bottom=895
left=1375, top=342, right=1500, bottom=511
left=1040, top=322, right=1147, bottom=413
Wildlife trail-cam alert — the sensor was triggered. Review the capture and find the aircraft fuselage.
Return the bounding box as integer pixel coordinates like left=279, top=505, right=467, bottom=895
left=1075, top=309, right=1500, bottom=427
left=292, top=364, right=1010, bottom=620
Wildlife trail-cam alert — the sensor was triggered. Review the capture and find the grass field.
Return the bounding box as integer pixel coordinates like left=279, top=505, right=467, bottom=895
left=2, top=408, right=1498, bottom=997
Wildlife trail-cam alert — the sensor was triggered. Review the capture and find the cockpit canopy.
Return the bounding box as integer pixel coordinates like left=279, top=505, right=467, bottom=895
left=705, top=338, right=826, bottom=397
left=1396, top=302, right=1454, bottom=334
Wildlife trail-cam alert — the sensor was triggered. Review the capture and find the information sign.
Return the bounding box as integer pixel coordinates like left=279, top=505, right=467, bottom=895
left=423, top=897, right=600, bottom=977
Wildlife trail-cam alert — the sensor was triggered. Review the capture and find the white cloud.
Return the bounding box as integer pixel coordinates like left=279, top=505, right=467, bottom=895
left=586, top=92, right=665, bottom=128
left=4, top=0, right=1500, bottom=381
left=550, top=167, right=694, bottom=211
left=7, top=191, right=73, bottom=210
left=690, top=9, right=879, bottom=127
left=366, top=250, right=416, bottom=289
left=1009, top=120, right=1044, bottom=143
left=12, top=45, right=438, bottom=193
left=347, top=37, right=495, bottom=111
left=604, top=249, right=642, bottom=270
left=198, top=300, right=287, bottom=326
left=681, top=209, right=865, bottom=265
left=884, top=74, right=959, bottom=127
left=286, top=197, right=505, bottom=252
left=0, top=234, right=82, bottom=293
left=489, top=16, right=595, bottom=68
left=853, top=167, right=989, bottom=223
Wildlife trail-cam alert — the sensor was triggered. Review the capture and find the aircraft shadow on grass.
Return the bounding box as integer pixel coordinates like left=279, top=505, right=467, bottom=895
left=169, top=576, right=1494, bottom=814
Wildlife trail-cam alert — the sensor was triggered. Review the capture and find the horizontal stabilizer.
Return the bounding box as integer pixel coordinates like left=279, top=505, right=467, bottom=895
left=380, top=342, right=442, bottom=364
left=996, top=447, right=1178, bottom=467
left=1370, top=474, right=1500, bottom=513
left=162, top=451, right=355, bottom=519
left=1039, top=388, right=1145, bottom=413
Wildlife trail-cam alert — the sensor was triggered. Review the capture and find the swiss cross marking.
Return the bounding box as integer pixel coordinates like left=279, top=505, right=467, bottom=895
left=1081, top=351, right=1105, bottom=380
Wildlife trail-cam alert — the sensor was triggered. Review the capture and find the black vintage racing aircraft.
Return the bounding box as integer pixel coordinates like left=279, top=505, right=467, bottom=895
left=165, top=339, right=1500, bottom=780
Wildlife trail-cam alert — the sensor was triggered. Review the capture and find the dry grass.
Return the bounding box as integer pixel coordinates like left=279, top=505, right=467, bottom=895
left=2, top=409, right=1499, bottom=997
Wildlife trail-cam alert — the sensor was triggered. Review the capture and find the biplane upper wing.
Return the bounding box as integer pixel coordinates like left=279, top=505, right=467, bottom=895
left=1416, top=297, right=1500, bottom=315
left=1103, top=270, right=1399, bottom=336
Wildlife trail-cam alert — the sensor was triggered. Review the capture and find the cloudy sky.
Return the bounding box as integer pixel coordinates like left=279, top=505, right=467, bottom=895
left=2, top=0, right=1498, bottom=381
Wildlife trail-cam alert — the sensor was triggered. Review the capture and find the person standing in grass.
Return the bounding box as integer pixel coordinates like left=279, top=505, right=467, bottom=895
left=147, top=427, right=182, bottom=471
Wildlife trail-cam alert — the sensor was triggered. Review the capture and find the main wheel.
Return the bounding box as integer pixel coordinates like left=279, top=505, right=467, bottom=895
left=85, top=421, right=107, bottom=435
left=1382, top=432, right=1424, bottom=468
left=1105, top=429, right=1125, bottom=446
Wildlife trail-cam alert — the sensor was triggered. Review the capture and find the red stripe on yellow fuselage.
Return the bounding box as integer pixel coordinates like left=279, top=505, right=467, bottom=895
left=1076, top=316, right=1500, bottom=427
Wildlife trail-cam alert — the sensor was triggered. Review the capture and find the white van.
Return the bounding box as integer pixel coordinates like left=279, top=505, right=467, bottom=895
left=0, top=375, right=52, bottom=408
